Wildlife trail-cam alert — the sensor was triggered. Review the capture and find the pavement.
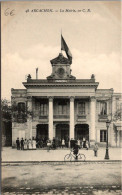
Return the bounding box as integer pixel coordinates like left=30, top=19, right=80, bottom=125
left=1, top=147, right=122, bottom=162
left=1, top=147, right=122, bottom=194
left=2, top=162, right=121, bottom=194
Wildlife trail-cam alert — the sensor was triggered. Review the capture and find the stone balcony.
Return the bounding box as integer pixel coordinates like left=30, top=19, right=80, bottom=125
left=53, top=114, right=70, bottom=121
left=77, top=115, right=87, bottom=122
left=39, top=115, right=48, bottom=119
left=98, top=114, right=108, bottom=122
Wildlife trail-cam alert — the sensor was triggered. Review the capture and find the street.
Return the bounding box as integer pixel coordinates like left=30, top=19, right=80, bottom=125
left=1, top=162, right=121, bottom=194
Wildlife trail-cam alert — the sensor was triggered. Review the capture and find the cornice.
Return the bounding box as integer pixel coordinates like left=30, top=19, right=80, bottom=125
left=23, top=83, right=99, bottom=88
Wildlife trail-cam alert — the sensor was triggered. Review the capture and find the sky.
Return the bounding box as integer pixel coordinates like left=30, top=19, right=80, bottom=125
left=1, top=1, right=121, bottom=100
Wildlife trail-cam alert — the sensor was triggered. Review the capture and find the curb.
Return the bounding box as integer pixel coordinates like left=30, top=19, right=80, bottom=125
left=1, top=160, right=121, bottom=165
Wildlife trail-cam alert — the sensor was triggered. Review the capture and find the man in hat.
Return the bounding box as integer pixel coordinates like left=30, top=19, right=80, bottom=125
left=16, top=137, right=20, bottom=150
left=73, top=142, right=80, bottom=160
left=21, top=138, right=24, bottom=150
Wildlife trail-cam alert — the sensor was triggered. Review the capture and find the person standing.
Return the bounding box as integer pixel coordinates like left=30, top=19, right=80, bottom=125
left=21, top=138, right=24, bottom=150
left=52, top=137, right=56, bottom=149
left=27, top=139, right=29, bottom=150
left=86, top=140, right=89, bottom=150
left=29, top=139, right=32, bottom=149
left=65, top=135, right=69, bottom=148
left=93, top=143, right=98, bottom=157
left=62, top=138, right=65, bottom=148
left=24, top=139, right=27, bottom=150
left=16, top=138, right=20, bottom=150
left=83, top=137, right=86, bottom=148
left=32, top=138, right=36, bottom=150
left=77, top=139, right=80, bottom=149
left=47, top=139, right=51, bottom=152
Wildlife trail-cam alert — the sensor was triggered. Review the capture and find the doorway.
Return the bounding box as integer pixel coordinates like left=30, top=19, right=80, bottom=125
left=56, top=124, right=69, bottom=140
left=36, top=124, right=48, bottom=140
left=75, top=124, right=89, bottom=141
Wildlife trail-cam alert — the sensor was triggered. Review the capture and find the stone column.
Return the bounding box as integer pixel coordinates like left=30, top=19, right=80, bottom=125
left=70, top=97, right=75, bottom=140
left=49, top=97, right=53, bottom=140
left=53, top=124, right=56, bottom=138
left=27, top=96, right=33, bottom=140
left=90, top=96, right=96, bottom=146
left=112, top=95, right=116, bottom=120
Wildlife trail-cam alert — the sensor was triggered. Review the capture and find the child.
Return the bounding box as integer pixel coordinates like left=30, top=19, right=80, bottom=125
left=93, top=143, right=98, bottom=157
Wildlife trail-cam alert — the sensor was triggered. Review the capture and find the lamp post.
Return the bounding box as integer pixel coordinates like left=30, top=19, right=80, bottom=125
left=104, top=119, right=110, bottom=160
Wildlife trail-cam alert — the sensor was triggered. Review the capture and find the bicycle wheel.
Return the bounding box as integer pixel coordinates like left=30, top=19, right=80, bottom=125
left=78, top=154, right=86, bottom=161
left=64, top=154, right=72, bottom=161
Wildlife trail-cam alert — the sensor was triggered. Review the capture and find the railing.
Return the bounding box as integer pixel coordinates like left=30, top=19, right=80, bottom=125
left=39, top=115, right=48, bottom=119
left=53, top=115, right=70, bottom=119
left=77, top=115, right=86, bottom=119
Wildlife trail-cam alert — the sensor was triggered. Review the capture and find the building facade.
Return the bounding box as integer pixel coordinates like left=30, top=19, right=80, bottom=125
left=11, top=53, right=122, bottom=147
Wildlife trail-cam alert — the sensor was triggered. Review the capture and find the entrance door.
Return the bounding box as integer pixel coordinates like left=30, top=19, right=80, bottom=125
left=56, top=124, right=69, bottom=140
left=75, top=124, right=89, bottom=141
left=36, top=124, right=48, bottom=140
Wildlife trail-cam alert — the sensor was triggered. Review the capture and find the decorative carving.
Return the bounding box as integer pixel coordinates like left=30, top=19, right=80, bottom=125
left=48, top=96, right=53, bottom=102
left=91, top=74, right=95, bottom=79
left=90, top=96, right=96, bottom=101
left=70, top=96, right=75, bottom=102
left=50, top=53, right=71, bottom=65
left=27, top=96, right=32, bottom=101
left=57, top=67, right=65, bottom=77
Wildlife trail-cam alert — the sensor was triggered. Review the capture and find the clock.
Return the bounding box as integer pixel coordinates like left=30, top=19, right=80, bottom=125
left=57, top=68, right=65, bottom=77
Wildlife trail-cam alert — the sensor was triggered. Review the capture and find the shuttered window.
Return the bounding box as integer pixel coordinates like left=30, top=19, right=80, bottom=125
left=78, top=102, right=85, bottom=115
left=100, top=130, right=107, bottom=142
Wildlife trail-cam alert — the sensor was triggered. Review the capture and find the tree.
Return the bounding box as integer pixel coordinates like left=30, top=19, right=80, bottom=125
left=1, top=99, right=11, bottom=122
left=112, top=108, right=122, bottom=122
left=1, top=99, right=12, bottom=146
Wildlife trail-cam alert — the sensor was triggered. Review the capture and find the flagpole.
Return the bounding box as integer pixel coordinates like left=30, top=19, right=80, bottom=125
left=61, top=29, right=62, bottom=54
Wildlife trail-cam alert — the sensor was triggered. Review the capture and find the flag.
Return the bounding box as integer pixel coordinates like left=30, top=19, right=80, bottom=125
left=61, top=35, right=72, bottom=62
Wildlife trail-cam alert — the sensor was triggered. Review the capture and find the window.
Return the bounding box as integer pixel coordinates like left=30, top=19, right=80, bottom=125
left=18, top=102, right=25, bottom=114
left=100, top=102, right=107, bottom=115
left=78, top=102, right=85, bottom=115
left=40, top=103, right=47, bottom=116
left=58, top=102, right=67, bottom=115
left=100, top=130, right=107, bottom=142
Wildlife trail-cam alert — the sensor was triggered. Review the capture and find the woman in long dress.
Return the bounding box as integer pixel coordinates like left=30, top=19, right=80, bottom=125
left=29, top=139, right=32, bottom=149
left=86, top=140, right=89, bottom=150
left=32, top=138, right=36, bottom=150
left=24, top=139, right=27, bottom=150
left=62, top=139, right=65, bottom=148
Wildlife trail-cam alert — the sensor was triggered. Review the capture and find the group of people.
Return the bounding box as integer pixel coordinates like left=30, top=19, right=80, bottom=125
left=16, top=137, right=36, bottom=150
left=16, top=136, right=98, bottom=156
left=36, top=137, right=69, bottom=149
left=46, top=137, right=66, bottom=151
left=77, top=138, right=89, bottom=150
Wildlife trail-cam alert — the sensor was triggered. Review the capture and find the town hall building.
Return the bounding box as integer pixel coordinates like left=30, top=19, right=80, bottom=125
left=11, top=45, right=122, bottom=148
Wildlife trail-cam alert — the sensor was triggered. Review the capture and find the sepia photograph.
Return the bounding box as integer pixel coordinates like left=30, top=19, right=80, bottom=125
left=1, top=1, right=121, bottom=194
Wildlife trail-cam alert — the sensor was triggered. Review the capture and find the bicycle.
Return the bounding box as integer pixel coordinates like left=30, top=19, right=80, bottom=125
left=64, top=150, right=86, bottom=161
